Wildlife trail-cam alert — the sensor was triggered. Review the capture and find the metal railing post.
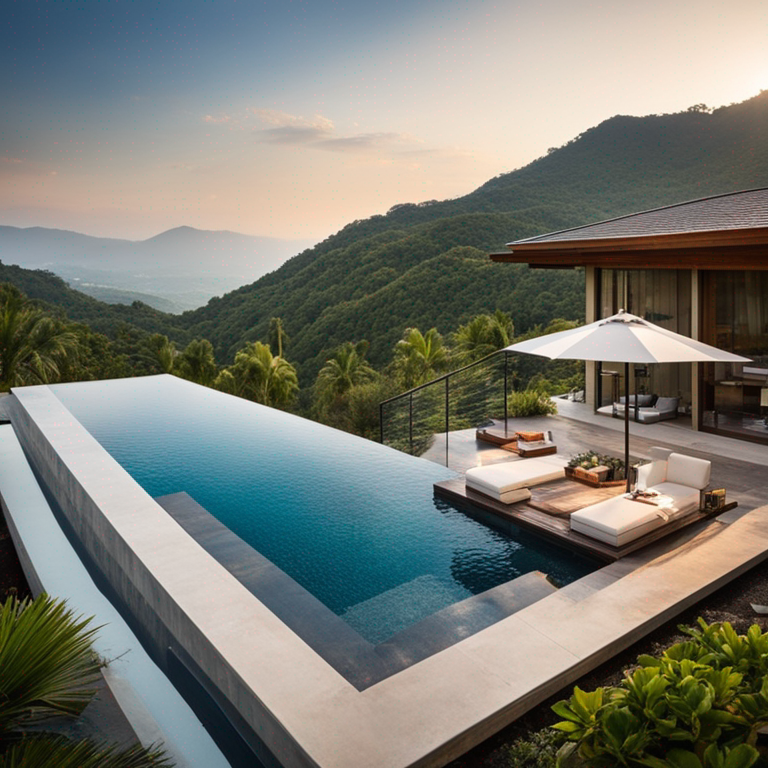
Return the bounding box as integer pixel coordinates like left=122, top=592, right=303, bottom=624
left=379, top=401, right=384, bottom=444
left=503, top=351, right=509, bottom=436
left=445, top=376, right=449, bottom=467
left=409, top=393, right=413, bottom=455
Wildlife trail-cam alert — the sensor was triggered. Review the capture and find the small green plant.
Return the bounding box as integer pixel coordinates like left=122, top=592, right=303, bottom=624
left=551, top=619, right=768, bottom=768
left=504, top=727, right=564, bottom=766
left=508, top=390, right=558, bottom=418
left=567, top=451, right=625, bottom=481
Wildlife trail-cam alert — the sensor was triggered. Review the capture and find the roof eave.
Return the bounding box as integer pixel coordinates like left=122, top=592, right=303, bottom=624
left=496, top=226, right=768, bottom=258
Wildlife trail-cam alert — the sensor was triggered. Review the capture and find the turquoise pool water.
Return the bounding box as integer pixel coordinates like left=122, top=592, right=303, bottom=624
left=51, top=376, right=596, bottom=643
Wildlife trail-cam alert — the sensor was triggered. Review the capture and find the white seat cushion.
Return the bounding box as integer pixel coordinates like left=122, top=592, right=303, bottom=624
left=570, top=495, right=667, bottom=547
left=465, top=455, right=567, bottom=502
left=650, top=481, right=700, bottom=517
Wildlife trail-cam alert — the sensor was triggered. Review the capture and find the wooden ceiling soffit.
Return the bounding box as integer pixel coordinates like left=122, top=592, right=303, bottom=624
left=490, top=247, right=768, bottom=269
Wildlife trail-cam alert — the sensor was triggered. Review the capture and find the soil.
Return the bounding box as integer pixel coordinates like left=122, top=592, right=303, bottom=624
left=447, top=559, right=768, bottom=767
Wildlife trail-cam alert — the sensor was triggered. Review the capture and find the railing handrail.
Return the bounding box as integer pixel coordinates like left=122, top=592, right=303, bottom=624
left=379, top=348, right=511, bottom=457
left=378, top=348, right=507, bottom=406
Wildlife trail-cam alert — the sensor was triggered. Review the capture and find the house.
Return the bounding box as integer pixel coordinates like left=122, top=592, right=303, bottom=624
left=490, top=188, right=768, bottom=444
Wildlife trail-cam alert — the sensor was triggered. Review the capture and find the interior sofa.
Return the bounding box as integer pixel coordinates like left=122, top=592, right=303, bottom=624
left=569, top=452, right=711, bottom=547
left=465, top=454, right=567, bottom=504
left=602, top=395, right=680, bottom=424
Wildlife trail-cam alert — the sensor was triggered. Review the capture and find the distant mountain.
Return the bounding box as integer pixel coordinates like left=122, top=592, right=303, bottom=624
left=0, top=225, right=315, bottom=309
left=67, top=283, right=185, bottom=314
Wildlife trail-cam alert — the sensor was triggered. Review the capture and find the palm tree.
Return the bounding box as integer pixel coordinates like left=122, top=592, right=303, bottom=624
left=315, top=341, right=375, bottom=409
left=392, top=327, right=448, bottom=388
left=0, top=735, right=172, bottom=767
left=267, top=317, right=289, bottom=359
left=0, top=285, right=80, bottom=391
left=230, top=341, right=298, bottom=408
left=0, top=593, right=171, bottom=766
left=176, top=339, right=217, bottom=386
left=452, top=310, right=514, bottom=363
left=140, top=334, right=176, bottom=374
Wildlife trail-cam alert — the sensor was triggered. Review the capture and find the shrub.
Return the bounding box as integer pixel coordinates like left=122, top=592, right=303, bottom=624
left=507, top=390, right=558, bottom=418
left=503, top=727, right=563, bottom=766
left=552, top=619, right=768, bottom=767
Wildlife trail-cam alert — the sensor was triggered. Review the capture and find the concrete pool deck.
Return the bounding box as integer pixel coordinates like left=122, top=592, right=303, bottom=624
left=5, top=380, right=768, bottom=767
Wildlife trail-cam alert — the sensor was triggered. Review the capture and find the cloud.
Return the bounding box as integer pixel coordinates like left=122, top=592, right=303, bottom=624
left=315, top=132, right=403, bottom=153
left=203, top=114, right=235, bottom=125
left=253, top=109, right=334, bottom=145
left=252, top=109, right=427, bottom=156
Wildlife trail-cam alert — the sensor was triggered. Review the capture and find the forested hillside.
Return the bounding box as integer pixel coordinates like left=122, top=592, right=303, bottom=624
left=0, top=262, right=191, bottom=343
left=180, top=92, right=768, bottom=382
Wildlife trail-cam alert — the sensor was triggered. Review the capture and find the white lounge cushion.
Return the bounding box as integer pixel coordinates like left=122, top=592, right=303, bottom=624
left=465, top=455, right=567, bottom=503
left=570, top=496, right=667, bottom=547
left=650, top=482, right=700, bottom=517
left=666, top=453, right=711, bottom=490
left=465, top=485, right=532, bottom=504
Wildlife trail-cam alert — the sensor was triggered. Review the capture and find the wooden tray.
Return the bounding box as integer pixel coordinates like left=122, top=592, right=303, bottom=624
left=565, top=466, right=625, bottom=488
left=502, top=440, right=558, bottom=458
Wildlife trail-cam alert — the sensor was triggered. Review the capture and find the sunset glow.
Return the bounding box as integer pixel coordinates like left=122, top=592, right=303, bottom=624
left=1, top=0, right=766, bottom=242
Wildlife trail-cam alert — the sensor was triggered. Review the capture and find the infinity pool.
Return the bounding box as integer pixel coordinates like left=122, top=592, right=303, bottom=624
left=51, top=376, right=596, bottom=643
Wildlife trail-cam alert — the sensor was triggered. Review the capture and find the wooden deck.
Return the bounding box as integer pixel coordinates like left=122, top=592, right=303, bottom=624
left=434, top=476, right=729, bottom=563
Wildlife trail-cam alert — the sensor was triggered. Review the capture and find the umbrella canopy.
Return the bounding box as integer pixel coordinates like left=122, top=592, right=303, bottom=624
left=505, top=310, right=751, bottom=491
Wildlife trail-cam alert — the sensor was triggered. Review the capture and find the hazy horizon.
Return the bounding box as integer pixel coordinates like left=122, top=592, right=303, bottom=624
left=2, top=0, right=766, bottom=242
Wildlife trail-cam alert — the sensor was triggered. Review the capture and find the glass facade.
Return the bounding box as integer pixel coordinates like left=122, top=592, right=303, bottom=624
left=700, top=270, right=768, bottom=441
left=597, top=269, right=692, bottom=413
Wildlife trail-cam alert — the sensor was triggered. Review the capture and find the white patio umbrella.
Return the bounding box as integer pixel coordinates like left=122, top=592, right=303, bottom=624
left=505, top=309, right=751, bottom=491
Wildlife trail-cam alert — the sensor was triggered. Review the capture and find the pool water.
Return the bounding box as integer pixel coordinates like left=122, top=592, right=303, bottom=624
left=51, top=376, right=596, bottom=643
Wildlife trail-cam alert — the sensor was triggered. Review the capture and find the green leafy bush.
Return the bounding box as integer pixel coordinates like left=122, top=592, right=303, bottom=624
left=552, top=619, right=768, bottom=767
left=507, top=390, right=558, bottom=418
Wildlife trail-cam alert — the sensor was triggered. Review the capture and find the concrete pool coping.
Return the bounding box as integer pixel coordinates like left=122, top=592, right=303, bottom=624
left=8, top=379, right=768, bottom=768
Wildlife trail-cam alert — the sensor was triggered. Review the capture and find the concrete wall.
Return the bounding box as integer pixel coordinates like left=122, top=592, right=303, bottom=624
left=8, top=385, right=323, bottom=768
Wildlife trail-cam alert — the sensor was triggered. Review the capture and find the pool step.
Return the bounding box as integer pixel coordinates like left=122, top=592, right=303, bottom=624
left=343, top=571, right=558, bottom=648
left=341, top=575, right=472, bottom=645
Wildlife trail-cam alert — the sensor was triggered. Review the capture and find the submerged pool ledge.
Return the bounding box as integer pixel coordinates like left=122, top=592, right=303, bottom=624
left=9, top=380, right=768, bottom=768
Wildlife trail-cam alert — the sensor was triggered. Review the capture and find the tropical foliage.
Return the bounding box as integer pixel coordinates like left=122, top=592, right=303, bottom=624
left=0, top=594, right=171, bottom=766
left=176, top=339, right=218, bottom=386
left=452, top=310, right=514, bottom=363
left=220, top=341, right=298, bottom=408
left=314, top=340, right=376, bottom=417
left=552, top=619, right=768, bottom=767
left=0, top=284, right=80, bottom=390
left=392, top=327, right=449, bottom=389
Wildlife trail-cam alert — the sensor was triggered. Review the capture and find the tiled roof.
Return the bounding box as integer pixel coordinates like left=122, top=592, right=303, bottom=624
left=508, top=188, right=768, bottom=246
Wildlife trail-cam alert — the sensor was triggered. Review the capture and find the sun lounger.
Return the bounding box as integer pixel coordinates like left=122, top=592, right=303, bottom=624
left=465, top=455, right=567, bottom=504
left=570, top=452, right=711, bottom=546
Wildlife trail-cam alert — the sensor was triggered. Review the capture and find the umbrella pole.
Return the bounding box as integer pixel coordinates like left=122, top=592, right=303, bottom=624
left=624, top=361, right=631, bottom=493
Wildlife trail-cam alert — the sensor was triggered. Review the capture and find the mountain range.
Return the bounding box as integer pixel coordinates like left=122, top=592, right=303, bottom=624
left=0, top=225, right=314, bottom=311
left=2, top=91, right=768, bottom=385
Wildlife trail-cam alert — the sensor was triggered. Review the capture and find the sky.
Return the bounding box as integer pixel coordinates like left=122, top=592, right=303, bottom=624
left=2, top=0, right=767, bottom=243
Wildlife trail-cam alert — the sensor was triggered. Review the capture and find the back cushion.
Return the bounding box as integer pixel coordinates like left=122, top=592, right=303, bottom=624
left=619, top=395, right=654, bottom=406
left=666, top=453, right=711, bottom=489
left=655, top=397, right=679, bottom=412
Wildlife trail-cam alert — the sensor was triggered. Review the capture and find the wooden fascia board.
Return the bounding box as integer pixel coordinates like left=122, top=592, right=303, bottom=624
left=497, top=226, right=768, bottom=255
